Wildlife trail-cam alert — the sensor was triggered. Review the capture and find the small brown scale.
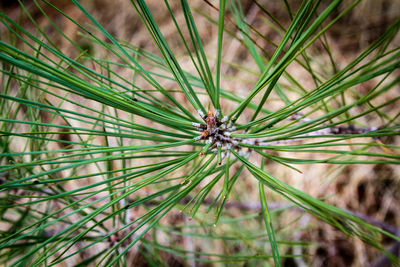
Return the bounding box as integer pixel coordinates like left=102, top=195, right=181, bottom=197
left=193, top=110, right=253, bottom=156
